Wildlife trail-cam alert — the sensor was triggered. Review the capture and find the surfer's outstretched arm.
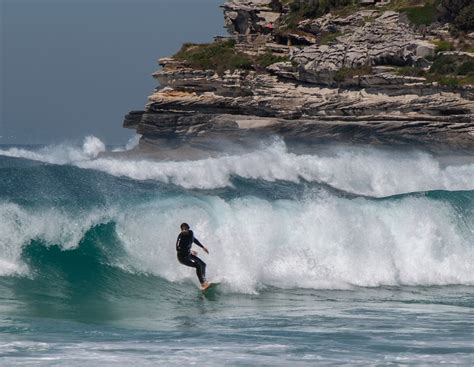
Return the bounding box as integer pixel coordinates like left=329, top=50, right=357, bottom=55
left=193, top=237, right=209, bottom=254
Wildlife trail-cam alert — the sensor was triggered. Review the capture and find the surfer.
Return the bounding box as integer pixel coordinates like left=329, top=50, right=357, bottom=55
left=176, top=223, right=210, bottom=289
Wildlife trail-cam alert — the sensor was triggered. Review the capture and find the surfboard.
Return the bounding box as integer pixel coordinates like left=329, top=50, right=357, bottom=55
left=201, top=282, right=220, bottom=292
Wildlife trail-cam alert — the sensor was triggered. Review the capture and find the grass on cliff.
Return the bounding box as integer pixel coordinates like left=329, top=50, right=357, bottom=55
left=280, top=0, right=472, bottom=35
left=319, top=31, right=343, bottom=45
left=174, top=40, right=289, bottom=74
left=399, top=3, right=439, bottom=26
left=334, top=65, right=373, bottom=83
left=395, top=66, right=427, bottom=77
left=280, top=0, right=354, bottom=30
left=396, top=54, right=474, bottom=86
left=385, top=0, right=473, bottom=32
left=174, top=40, right=253, bottom=75
left=427, top=75, right=474, bottom=87
left=432, top=39, right=455, bottom=52
left=429, top=55, right=474, bottom=86
left=255, top=52, right=290, bottom=68
left=430, top=54, right=474, bottom=75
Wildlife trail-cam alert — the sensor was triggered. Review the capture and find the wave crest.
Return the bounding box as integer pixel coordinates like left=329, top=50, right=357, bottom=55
left=2, top=138, right=474, bottom=196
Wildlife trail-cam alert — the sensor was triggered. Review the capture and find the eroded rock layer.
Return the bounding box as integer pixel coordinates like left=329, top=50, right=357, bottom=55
left=124, top=1, right=474, bottom=154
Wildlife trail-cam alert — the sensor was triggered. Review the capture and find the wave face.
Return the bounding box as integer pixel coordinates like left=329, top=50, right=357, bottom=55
left=0, top=138, right=473, bottom=294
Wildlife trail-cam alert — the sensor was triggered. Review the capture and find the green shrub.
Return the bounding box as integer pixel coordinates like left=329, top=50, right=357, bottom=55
left=440, top=0, right=474, bottom=32
left=437, top=76, right=460, bottom=86
left=230, top=55, right=254, bottom=71
left=174, top=40, right=252, bottom=74
left=174, top=41, right=292, bottom=73
left=425, top=54, right=436, bottom=62
left=289, top=0, right=320, bottom=18
left=396, top=66, right=427, bottom=77
left=400, top=4, right=439, bottom=26
left=460, top=73, right=474, bottom=85
left=282, top=0, right=354, bottom=29
left=453, top=4, right=474, bottom=32
left=425, top=53, right=474, bottom=86
left=430, top=54, right=474, bottom=75
left=255, top=52, right=290, bottom=68
left=334, top=65, right=372, bottom=82
left=427, top=71, right=473, bottom=85
left=458, top=60, right=474, bottom=75
left=433, top=39, right=454, bottom=52
left=430, top=55, right=458, bottom=74
left=283, top=0, right=321, bottom=29
left=319, top=31, right=342, bottom=45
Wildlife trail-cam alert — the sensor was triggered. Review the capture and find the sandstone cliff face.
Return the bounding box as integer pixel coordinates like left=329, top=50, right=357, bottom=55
left=124, top=0, right=474, bottom=153
left=291, top=11, right=434, bottom=82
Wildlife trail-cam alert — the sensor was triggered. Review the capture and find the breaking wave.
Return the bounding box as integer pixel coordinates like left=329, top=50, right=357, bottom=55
left=1, top=136, right=474, bottom=197
left=0, top=188, right=472, bottom=293
left=0, top=138, right=473, bottom=294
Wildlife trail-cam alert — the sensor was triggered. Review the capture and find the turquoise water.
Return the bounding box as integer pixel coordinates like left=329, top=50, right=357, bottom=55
left=0, top=138, right=473, bottom=365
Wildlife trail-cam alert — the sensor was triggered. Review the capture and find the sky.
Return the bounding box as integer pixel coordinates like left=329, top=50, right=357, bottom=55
left=1, top=0, right=225, bottom=145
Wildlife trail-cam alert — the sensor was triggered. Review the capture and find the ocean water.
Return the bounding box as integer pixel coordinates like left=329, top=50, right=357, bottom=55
left=0, top=136, right=473, bottom=366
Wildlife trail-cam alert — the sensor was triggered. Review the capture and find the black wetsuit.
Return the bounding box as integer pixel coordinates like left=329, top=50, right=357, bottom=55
left=176, top=230, right=206, bottom=284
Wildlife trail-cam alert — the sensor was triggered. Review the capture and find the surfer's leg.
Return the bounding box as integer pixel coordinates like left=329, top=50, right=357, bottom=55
left=190, top=255, right=206, bottom=284
left=178, top=256, right=196, bottom=268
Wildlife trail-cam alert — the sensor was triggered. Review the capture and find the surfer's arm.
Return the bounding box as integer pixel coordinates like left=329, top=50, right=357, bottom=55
left=193, top=237, right=209, bottom=254
left=175, top=235, right=181, bottom=252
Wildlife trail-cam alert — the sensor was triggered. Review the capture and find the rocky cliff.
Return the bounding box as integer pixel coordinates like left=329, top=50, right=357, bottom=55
left=123, top=0, right=474, bottom=156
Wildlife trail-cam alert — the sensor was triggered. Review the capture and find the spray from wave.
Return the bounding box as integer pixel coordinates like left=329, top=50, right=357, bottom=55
left=0, top=136, right=106, bottom=164
left=111, top=134, right=142, bottom=152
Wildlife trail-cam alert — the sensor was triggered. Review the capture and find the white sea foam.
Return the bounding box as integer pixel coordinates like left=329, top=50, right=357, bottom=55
left=77, top=140, right=474, bottom=196
left=0, top=202, right=115, bottom=276
left=116, top=193, right=474, bottom=293
left=82, top=136, right=106, bottom=158
left=0, top=191, right=472, bottom=290
left=78, top=142, right=474, bottom=196
left=1, top=137, right=474, bottom=286
left=1, top=137, right=474, bottom=196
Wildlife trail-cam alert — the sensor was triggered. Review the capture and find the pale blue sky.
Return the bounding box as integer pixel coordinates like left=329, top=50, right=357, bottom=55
left=1, top=0, right=224, bottom=144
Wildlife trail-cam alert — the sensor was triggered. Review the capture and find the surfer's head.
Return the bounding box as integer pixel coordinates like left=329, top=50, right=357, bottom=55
left=180, top=223, right=190, bottom=232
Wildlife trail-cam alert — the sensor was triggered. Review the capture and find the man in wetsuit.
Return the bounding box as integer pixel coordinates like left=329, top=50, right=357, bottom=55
left=176, top=223, right=210, bottom=289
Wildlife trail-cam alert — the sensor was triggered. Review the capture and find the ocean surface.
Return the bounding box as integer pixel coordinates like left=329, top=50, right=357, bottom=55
left=0, top=136, right=473, bottom=366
